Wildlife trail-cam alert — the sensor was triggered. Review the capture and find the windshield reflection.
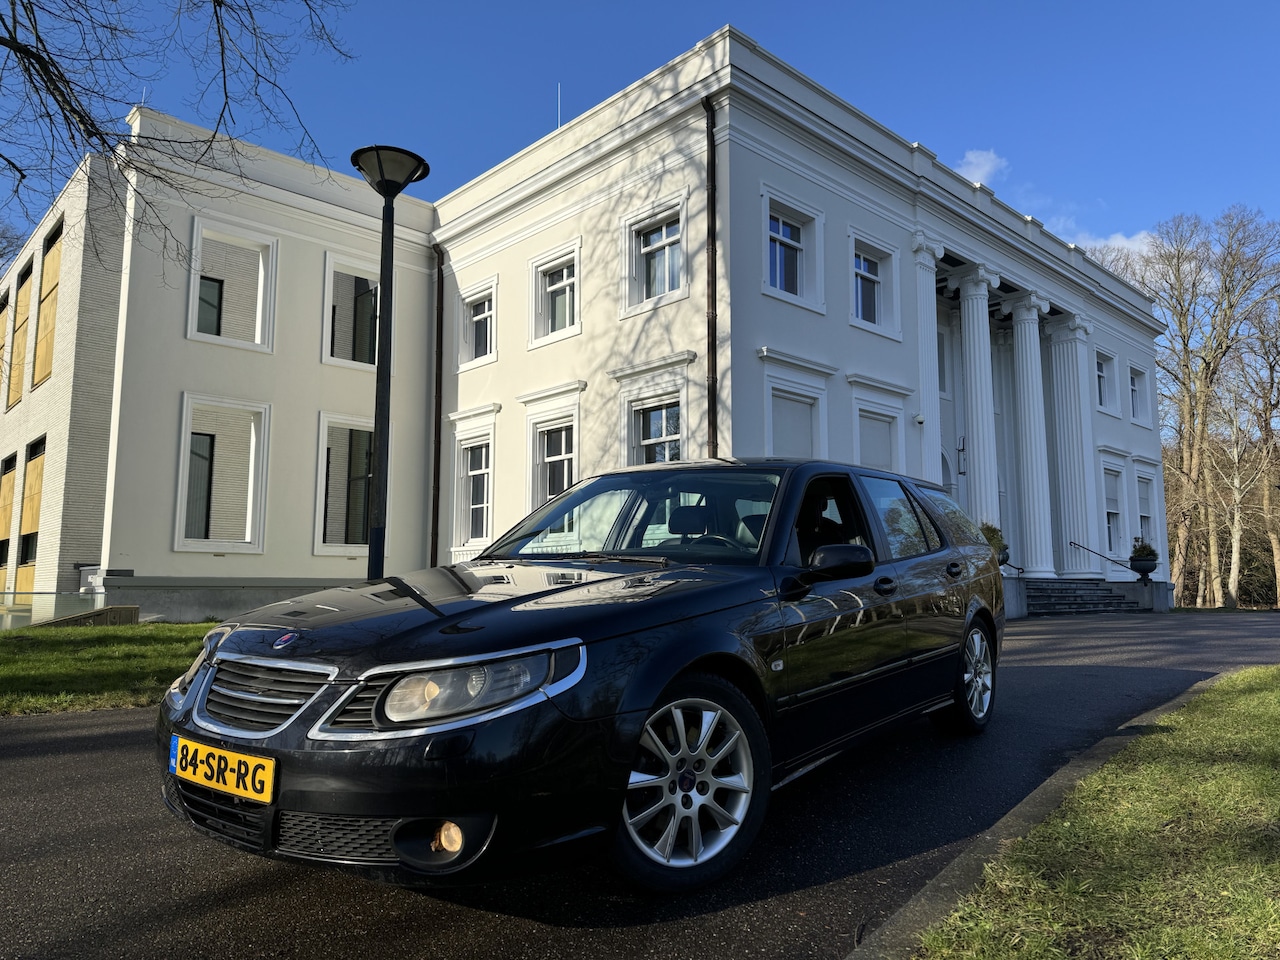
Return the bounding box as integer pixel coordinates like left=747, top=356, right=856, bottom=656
left=484, top=468, right=784, bottom=566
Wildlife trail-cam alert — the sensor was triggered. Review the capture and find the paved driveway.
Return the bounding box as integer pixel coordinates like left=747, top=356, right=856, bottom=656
left=2, top=612, right=1278, bottom=960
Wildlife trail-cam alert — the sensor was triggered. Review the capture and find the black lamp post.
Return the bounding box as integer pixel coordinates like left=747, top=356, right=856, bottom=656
left=350, top=145, right=429, bottom=581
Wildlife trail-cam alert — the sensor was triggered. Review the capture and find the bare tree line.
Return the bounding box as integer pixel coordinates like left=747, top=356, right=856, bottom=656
left=1, top=0, right=351, bottom=266
left=1097, top=207, right=1280, bottom=607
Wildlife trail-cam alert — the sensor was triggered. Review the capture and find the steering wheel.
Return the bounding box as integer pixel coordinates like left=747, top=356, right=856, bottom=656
left=691, top=534, right=746, bottom=551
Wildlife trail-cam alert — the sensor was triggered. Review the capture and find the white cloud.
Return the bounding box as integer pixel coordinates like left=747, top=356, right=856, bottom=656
left=1064, top=229, right=1153, bottom=253
left=956, top=149, right=1009, bottom=186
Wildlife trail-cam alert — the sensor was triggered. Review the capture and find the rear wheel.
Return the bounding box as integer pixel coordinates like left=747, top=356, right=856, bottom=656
left=936, top=621, right=996, bottom=734
left=612, top=674, right=771, bottom=892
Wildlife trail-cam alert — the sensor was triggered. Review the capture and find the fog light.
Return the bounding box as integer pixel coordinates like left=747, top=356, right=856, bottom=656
left=432, top=821, right=463, bottom=854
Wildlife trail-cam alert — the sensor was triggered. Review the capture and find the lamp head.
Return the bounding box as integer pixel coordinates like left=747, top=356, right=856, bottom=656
left=351, top=145, right=429, bottom=199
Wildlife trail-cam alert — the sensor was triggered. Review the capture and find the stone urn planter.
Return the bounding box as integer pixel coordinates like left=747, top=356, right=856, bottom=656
left=1129, top=537, right=1159, bottom=584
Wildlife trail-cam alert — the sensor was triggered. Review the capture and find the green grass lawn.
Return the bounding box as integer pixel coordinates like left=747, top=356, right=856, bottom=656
left=917, top=665, right=1280, bottom=959
left=0, top=623, right=210, bottom=715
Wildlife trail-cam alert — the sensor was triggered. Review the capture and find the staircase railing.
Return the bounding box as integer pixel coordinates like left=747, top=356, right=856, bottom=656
left=1068, top=540, right=1134, bottom=572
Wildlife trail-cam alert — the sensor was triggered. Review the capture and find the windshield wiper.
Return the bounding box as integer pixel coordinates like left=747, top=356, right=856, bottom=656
left=542, top=552, right=669, bottom=566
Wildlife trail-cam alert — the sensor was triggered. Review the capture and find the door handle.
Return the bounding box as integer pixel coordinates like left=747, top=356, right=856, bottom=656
left=945, top=562, right=963, bottom=578
left=873, top=576, right=897, bottom=597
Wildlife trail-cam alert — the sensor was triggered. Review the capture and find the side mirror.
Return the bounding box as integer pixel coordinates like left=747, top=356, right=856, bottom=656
left=808, top=543, right=875, bottom=580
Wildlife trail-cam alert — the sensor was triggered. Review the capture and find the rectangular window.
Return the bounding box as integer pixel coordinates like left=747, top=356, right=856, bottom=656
left=0, top=453, right=15, bottom=591
left=33, top=225, right=61, bottom=387
left=862, top=475, right=933, bottom=560
left=537, top=424, right=574, bottom=503
left=1129, top=366, right=1148, bottom=423
left=0, top=293, right=8, bottom=400
left=9, top=266, right=31, bottom=408
left=858, top=412, right=894, bottom=472
left=639, top=218, right=681, bottom=300
left=197, top=277, right=224, bottom=336
left=1137, top=477, right=1153, bottom=544
left=1104, top=468, right=1122, bottom=553
left=188, top=221, right=277, bottom=351
left=323, top=425, right=372, bottom=546
left=541, top=261, right=576, bottom=337
left=937, top=331, right=949, bottom=395
left=854, top=251, right=879, bottom=325
left=1096, top=352, right=1116, bottom=410
left=463, top=442, right=491, bottom=542
left=184, top=432, right=215, bottom=540
left=330, top=269, right=378, bottom=364
left=768, top=214, right=803, bottom=296
left=771, top=393, right=815, bottom=459
left=637, top=401, right=680, bottom=464
left=176, top=396, right=269, bottom=552
left=468, top=294, right=493, bottom=362
left=16, top=437, right=44, bottom=591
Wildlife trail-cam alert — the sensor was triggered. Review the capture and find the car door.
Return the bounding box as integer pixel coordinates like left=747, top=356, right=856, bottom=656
left=856, top=475, right=967, bottom=702
left=774, top=473, right=907, bottom=761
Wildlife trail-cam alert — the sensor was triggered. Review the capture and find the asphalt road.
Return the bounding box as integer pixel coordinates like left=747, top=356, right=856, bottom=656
left=3, top=612, right=1279, bottom=960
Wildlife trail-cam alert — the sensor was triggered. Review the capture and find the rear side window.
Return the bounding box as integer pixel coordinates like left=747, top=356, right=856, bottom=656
left=861, top=476, right=939, bottom=560
left=920, top=489, right=988, bottom=547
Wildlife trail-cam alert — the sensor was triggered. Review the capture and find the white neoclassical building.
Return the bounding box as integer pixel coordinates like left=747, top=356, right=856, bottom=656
left=433, top=27, right=1167, bottom=614
left=0, top=27, right=1166, bottom=620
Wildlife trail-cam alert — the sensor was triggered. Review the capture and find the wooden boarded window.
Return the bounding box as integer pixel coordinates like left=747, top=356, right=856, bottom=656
left=33, top=224, right=61, bottom=387
left=15, top=437, right=44, bottom=593
left=8, top=266, right=31, bottom=408
left=0, top=454, right=15, bottom=592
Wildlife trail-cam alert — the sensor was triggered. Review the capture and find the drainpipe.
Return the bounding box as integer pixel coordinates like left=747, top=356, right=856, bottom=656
left=701, top=96, right=720, bottom=460
left=430, top=243, right=446, bottom=567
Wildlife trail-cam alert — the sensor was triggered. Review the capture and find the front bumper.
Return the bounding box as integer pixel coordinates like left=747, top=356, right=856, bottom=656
left=157, top=679, right=627, bottom=883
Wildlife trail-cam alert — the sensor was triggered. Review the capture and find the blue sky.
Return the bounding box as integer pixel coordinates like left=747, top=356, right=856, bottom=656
left=149, top=0, right=1276, bottom=248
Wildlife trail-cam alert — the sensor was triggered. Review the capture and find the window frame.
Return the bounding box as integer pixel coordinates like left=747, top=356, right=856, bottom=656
left=518, top=381, right=584, bottom=512
left=848, top=228, right=900, bottom=340
left=449, top=403, right=500, bottom=561
left=313, top=411, right=376, bottom=556
left=1095, top=349, right=1119, bottom=416
left=761, top=185, right=825, bottom=315
left=321, top=251, right=385, bottom=370
left=621, top=195, right=690, bottom=317
left=1128, top=363, right=1152, bottom=427
left=529, top=239, right=582, bottom=348
left=186, top=217, right=278, bottom=354
left=174, top=393, right=271, bottom=554
left=1102, top=462, right=1125, bottom=557
left=759, top=347, right=836, bottom=460
left=457, top=274, right=499, bottom=372
left=608, top=350, right=696, bottom=468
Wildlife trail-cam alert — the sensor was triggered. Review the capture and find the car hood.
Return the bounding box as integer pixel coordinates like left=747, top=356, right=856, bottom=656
left=210, top=559, right=776, bottom=677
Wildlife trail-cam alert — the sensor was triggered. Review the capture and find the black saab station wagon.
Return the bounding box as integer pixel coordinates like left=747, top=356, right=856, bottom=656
left=159, top=460, right=1003, bottom=892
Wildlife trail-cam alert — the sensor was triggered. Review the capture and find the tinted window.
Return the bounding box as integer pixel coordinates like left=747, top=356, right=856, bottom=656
left=861, top=476, right=932, bottom=560
left=920, top=489, right=988, bottom=547
left=786, top=475, right=871, bottom=566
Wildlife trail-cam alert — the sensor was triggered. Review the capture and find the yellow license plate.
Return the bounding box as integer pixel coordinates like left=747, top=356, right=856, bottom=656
left=169, top=735, right=276, bottom=804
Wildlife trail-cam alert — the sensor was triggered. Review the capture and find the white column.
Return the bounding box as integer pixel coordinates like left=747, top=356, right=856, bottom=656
left=912, top=232, right=945, bottom=484
left=948, top=266, right=1000, bottom=526
left=1006, top=294, right=1055, bottom=576
left=1048, top=315, right=1099, bottom=577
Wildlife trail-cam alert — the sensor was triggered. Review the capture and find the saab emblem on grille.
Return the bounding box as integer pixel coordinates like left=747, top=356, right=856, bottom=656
left=272, top=632, right=298, bottom=650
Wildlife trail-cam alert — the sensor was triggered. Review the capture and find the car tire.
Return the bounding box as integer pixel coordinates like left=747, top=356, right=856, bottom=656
left=935, top=620, right=996, bottom=734
left=612, top=673, right=771, bottom=893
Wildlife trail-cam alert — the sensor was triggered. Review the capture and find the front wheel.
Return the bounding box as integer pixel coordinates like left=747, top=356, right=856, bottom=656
left=612, top=674, right=771, bottom=892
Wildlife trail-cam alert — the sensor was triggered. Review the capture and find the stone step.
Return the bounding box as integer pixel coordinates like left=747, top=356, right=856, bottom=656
left=1023, top=578, right=1142, bottom=617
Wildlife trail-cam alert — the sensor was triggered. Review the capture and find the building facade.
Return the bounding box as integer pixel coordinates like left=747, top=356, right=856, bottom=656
left=0, top=111, right=435, bottom=619
left=0, top=29, right=1166, bottom=620
left=433, top=28, right=1166, bottom=606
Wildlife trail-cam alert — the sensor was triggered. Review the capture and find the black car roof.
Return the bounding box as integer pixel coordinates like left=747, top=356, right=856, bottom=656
left=599, top=458, right=946, bottom=493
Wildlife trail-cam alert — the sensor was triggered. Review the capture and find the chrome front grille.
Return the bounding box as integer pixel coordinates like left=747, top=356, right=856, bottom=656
left=324, top=677, right=396, bottom=730
left=201, top=656, right=336, bottom=733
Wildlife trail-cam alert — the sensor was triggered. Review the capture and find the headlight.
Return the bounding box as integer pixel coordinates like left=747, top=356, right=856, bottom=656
left=381, top=652, right=551, bottom=724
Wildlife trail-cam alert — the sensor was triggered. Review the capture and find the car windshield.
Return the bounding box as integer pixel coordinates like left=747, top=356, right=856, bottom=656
left=484, top=468, right=784, bottom=565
